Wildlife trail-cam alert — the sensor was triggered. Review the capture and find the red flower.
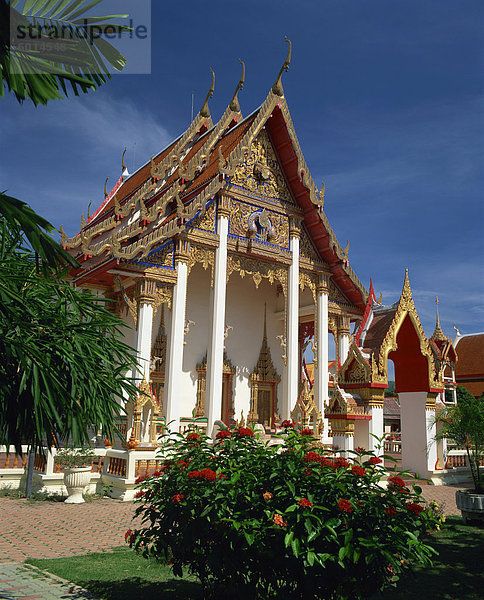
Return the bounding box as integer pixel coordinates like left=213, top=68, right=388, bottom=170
left=300, top=428, right=313, bottom=436
left=134, top=490, right=146, bottom=499
left=217, top=472, right=227, bottom=480
left=406, top=502, right=424, bottom=515
left=351, top=465, right=366, bottom=477
left=320, top=457, right=335, bottom=468
left=152, top=470, right=162, bottom=477
left=303, top=467, right=314, bottom=477
left=237, top=427, right=254, bottom=437
left=388, top=475, right=406, bottom=489
left=188, top=470, right=200, bottom=478
left=172, top=494, right=185, bottom=503
left=187, top=433, right=201, bottom=442
left=298, top=498, right=313, bottom=508
left=200, top=468, right=217, bottom=481
left=177, top=460, right=189, bottom=469
left=386, top=506, right=397, bottom=517
left=135, top=475, right=147, bottom=484
left=124, top=528, right=133, bottom=542
left=338, top=498, right=353, bottom=513
left=281, top=420, right=294, bottom=428
left=303, top=451, right=321, bottom=463
left=369, top=456, right=383, bottom=465
left=273, top=514, right=288, bottom=527
left=216, top=429, right=231, bottom=439
left=355, top=446, right=366, bottom=453
left=334, top=457, right=350, bottom=469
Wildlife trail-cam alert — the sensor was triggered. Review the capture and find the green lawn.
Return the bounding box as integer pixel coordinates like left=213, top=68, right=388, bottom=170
left=26, top=517, right=483, bottom=600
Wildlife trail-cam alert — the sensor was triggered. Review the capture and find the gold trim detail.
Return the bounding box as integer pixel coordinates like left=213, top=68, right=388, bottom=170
left=230, top=129, right=294, bottom=205
left=226, top=253, right=287, bottom=296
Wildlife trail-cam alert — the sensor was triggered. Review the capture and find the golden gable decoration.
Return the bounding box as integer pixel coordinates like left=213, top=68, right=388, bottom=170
left=230, top=129, right=294, bottom=204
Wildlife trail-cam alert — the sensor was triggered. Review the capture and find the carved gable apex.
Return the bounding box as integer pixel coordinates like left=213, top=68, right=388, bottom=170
left=340, top=343, right=371, bottom=385
left=229, top=129, right=295, bottom=206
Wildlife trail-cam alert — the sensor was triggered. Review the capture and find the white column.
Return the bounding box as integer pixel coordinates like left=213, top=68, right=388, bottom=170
left=338, top=315, right=351, bottom=366
left=368, top=404, right=384, bottom=456
left=165, top=243, right=189, bottom=435
left=283, top=219, right=300, bottom=419
left=315, top=275, right=329, bottom=434
left=426, top=407, right=438, bottom=471
left=206, top=204, right=229, bottom=435
left=399, top=391, right=433, bottom=476
left=333, top=432, right=354, bottom=454
left=136, top=301, right=154, bottom=381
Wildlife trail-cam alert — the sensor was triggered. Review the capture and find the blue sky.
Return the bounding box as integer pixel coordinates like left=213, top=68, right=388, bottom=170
left=2, top=0, right=483, bottom=342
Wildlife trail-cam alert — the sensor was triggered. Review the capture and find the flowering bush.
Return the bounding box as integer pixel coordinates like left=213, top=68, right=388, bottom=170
left=127, top=430, right=437, bottom=600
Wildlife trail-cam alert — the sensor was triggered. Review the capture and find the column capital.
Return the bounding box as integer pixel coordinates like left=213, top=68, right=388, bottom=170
left=338, top=314, right=351, bottom=336
left=174, top=236, right=191, bottom=264
left=289, top=216, right=302, bottom=239
left=217, top=195, right=231, bottom=219
left=317, top=273, right=330, bottom=295
left=135, top=278, right=158, bottom=305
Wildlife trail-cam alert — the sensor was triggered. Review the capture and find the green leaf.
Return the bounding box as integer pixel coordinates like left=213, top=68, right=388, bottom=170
left=307, top=551, right=315, bottom=566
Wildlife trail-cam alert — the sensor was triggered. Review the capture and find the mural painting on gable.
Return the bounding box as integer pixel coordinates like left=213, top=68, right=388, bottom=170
left=229, top=199, right=289, bottom=248
left=229, top=129, right=294, bottom=205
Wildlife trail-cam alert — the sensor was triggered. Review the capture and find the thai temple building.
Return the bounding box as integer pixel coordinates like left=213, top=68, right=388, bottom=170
left=57, top=45, right=463, bottom=496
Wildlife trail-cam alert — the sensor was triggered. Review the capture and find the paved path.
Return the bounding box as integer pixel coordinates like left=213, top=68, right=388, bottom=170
left=0, top=499, right=138, bottom=563
left=0, top=562, right=95, bottom=599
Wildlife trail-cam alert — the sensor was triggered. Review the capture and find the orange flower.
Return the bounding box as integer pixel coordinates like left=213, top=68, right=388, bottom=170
left=263, top=492, right=273, bottom=501
left=273, top=514, right=288, bottom=527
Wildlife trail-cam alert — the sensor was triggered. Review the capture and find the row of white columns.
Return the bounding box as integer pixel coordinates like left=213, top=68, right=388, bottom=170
left=131, top=204, right=351, bottom=437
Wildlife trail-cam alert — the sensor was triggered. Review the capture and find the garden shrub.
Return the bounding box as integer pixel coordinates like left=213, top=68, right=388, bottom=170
left=126, top=426, right=438, bottom=600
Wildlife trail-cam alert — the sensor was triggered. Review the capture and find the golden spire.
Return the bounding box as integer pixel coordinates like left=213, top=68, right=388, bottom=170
left=272, top=36, right=292, bottom=96
left=121, top=147, right=127, bottom=171
left=229, top=59, right=245, bottom=113
left=104, top=176, right=109, bottom=199
left=199, top=68, right=215, bottom=118
left=432, top=296, right=447, bottom=341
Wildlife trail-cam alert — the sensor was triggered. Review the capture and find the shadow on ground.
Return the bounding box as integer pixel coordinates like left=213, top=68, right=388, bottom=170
left=374, top=517, right=484, bottom=600
left=77, top=577, right=202, bottom=600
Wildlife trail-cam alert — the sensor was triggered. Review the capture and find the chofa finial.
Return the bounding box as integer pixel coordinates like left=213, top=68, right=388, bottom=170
left=200, top=68, right=215, bottom=118
left=272, top=36, right=292, bottom=96
left=229, top=59, right=245, bottom=113
left=104, top=176, right=109, bottom=199
left=121, top=147, right=127, bottom=171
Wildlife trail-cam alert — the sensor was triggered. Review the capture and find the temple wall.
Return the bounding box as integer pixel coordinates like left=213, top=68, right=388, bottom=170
left=225, top=275, right=285, bottom=423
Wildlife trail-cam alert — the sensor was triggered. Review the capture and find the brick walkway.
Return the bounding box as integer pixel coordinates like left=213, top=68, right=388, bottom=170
left=0, top=562, right=96, bottom=599
left=0, top=498, right=138, bottom=563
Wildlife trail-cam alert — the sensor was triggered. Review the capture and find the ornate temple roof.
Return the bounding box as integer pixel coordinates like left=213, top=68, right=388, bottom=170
left=63, top=46, right=367, bottom=311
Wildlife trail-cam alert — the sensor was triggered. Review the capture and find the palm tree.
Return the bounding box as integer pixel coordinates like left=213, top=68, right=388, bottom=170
left=1, top=0, right=129, bottom=105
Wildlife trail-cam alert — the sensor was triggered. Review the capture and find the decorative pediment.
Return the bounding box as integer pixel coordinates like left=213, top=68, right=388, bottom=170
left=340, top=343, right=371, bottom=385
left=290, top=386, right=323, bottom=432
left=229, top=129, right=295, bottom=205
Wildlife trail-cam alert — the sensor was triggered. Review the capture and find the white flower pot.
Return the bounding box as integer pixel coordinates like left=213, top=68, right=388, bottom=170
left=455, top=489, right=484, bottom=524
left=64, top=467, right=92, bottom=503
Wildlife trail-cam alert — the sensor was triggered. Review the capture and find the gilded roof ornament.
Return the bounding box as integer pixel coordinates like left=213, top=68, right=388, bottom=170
left=104, top=176, right=109, bottom=199
left=122, top=147, right=127, bottom=171
left=229, top=59, right=245, bottom=113
left=272, top=36, right=292, bottom=97
left=432, top=297, right=447, bottom=341
left=199, top=68, right=215, bottom=118
left=318, top=181, right=325, bottom=207
left=87, top=201, right=92, bottom=221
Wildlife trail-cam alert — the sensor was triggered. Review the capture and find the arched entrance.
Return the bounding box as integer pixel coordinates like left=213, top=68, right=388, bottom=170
left=337, top=271, right=444, bottom=475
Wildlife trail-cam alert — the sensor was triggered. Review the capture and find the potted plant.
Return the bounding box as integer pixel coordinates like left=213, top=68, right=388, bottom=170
left=436, top=387, right=484, bottom=523
left=56, top=446, right=95, bottom=504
